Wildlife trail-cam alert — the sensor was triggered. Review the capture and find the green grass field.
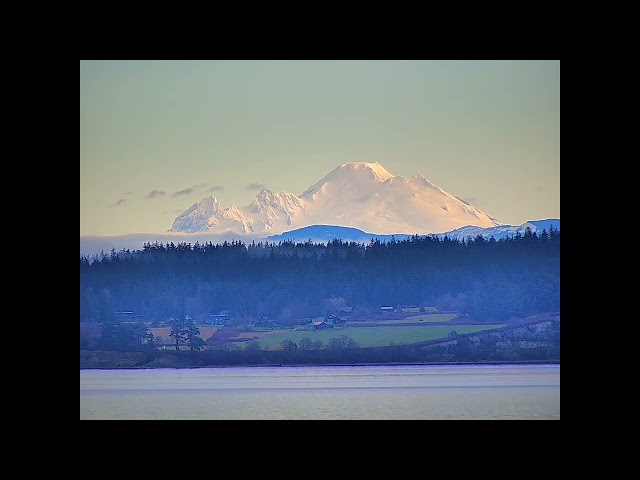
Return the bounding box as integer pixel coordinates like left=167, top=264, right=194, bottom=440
left=242, top=324, right=505, bottom=350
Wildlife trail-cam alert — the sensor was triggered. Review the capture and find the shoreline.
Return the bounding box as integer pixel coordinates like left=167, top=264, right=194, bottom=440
left=80, top=360, right=560, bottom=370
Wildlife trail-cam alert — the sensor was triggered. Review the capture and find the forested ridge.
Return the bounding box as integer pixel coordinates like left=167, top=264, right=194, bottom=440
left=80, top=226, right=559, bottom=325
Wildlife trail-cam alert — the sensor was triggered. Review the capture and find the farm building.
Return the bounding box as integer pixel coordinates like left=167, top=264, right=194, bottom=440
left=252, top=315, right=275, bottom=329
left=401, top=306, right=420, bottom=313
left=325, top=313, right=346, bottom=324
left=167, top=315, right=196, bottom=324
left=339, top=306, right=353, bottom=315
left=313, top=321, right=333, bottom=330
left=380, top=306, right=395, bottom=312
left=207, top=310, right=231, bottom=325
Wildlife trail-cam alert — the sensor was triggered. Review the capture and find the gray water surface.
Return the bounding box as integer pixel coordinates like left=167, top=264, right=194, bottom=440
left=80, top=364, right=560, bottom=420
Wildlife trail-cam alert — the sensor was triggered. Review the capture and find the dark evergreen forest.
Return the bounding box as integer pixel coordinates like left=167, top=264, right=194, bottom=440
left=80, top=226, right=559, bottom=325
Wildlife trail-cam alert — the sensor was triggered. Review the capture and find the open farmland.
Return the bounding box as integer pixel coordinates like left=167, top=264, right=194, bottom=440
left=232, top=330, right=291, bottom=340
left=150, top=326, right=220, bottom=341
left=241, top=324, right=506, bottom=350
left=352, top=313, right=457, bottom=325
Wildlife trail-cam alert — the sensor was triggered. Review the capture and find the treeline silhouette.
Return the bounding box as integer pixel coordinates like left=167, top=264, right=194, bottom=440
left=80, top=226, right=559, bottom=324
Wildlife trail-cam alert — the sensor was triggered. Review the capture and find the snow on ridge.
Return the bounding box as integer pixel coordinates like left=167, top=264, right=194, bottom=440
left=435, top=218, right=560, bottom=240
left=300, top=162, right=394, bottom=199
left=169, top=162, right=503, bottom=235
left=337, top=161, right=395, bottom=181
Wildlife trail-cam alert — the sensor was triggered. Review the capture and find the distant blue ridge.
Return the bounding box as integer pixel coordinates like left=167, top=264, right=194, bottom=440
left=266, top=219, right=560, bottom=243
left=81, top=219, right=560, bottom=256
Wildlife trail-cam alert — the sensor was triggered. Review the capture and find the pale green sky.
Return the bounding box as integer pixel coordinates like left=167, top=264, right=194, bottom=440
left=80, top=60, right=559, bottom=236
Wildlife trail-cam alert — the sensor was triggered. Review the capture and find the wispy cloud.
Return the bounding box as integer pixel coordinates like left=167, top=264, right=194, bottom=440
left=192, top=183, right=208, bottom=189
left=172, top=188, right=195, bottom=198
left=146, top=190, right=165, bottom=199
left=110, top=198, right=127, bottom=208
left=209, top=185, right=224, bottom=192
left=246, top=182, right=264, bottom=190
left=123, top=192, right=134, bottom=196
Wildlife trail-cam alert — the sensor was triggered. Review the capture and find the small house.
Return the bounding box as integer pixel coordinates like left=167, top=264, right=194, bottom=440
left=339, top=306, right=353, bottom=315
left=380, top=306, right=394, bottom=312
left=207, top=310, right=231, bottom=325
left=401, top=306, right=420, bottom=313
left=252, top=315, right=274, bottom=329
left=313, top=321, right=332, bottom=330
left=325, top=313, right=346, bottom=324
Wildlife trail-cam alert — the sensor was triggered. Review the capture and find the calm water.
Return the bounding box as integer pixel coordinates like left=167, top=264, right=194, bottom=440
left=80, top=364, right=560, bottom=420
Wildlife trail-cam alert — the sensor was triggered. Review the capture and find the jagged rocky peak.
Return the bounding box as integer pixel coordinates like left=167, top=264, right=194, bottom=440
left=224, top=203, right=244, bottom=218
left=181, top=195, right=220, bottom=215
left=168, top=196, right=222, bottom=232
left=198, top=195, right=220, bottom=211
left=250, top=188, right=303, bottom=214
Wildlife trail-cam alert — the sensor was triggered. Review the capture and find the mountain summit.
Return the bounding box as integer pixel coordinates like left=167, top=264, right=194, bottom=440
left=169, top=162, right=502, bottom=235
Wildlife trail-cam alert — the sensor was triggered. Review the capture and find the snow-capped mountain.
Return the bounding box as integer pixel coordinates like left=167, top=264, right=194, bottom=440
left=169, top=162, right=502, bottom=235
